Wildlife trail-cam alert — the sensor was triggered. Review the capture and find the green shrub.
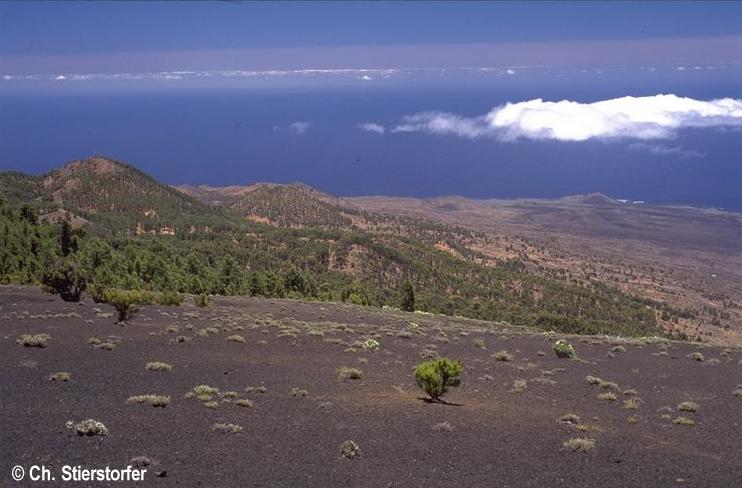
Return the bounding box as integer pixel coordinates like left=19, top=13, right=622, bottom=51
left=41, top=258, right=86, bottom=302
left=554, top=340, right=576, bottom=359
left=413, top=358, right=464, bottom=402
left=100, top=289, right=156, bottom=322
left=158, top=290, right=184, bottom=306
left=194, top=293, right=212, bottom=308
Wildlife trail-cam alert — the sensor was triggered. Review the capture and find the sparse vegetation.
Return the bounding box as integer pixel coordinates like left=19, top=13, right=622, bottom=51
left=194, top=293, right=212, bottom=307
left=66, top=419, right=108, bottom=436
left=432, top=421, right=454, bottom=432
left=558, top=414, right=580, bottom=424
left=235, top=399, right=254, bottom=408
left=677, top=401, right=699, bottom=412
left=339, top=367, right=364, bottom=380
left=212, top=423, right=242, bottom=433
left=339, top=440, right=361, bottom=459
left=291, top=387, right=309, bottom=398
left=145, top=361, right=173, bottom=372
left=127, top=394, right=171, bottom=407
left=18, top=333, right=50, bottom=348
left=493, top=350, right=514, bottom=362
left=49, top=372, right=72, bottom=382
left=554, top=340, right=576, bottom=359
left=226, top=334, right=246, bottom=343
left=624, top=397, right=642, bottom=410
left=563, top=437, right=595, bottom=452
left=674, top=417, right=695, bottom=426
left=689, top=352, right=705, bottom=362
left=599, top=392, right=617, bottom=401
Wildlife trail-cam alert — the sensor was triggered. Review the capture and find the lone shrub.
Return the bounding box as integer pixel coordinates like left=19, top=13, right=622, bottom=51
left=563, top=437, right=595, bottom=452
left=554, top=340, right=576, bottom=359
left=66, top=419, right=108, bottom=436
left=340, top=440, right=361, bottom=459
left=127, top=395, right=171, bottom=407
left=101, top=289, right=156, bottom=323
left=339, top=367, right=364, bottom=380
left=413, top=358, right=464, bottom=402
left=145, top=362, right=172, bottom=372
left=49, top=371, right=72, bottom=382
left=18, top=333, right=50, bottom=348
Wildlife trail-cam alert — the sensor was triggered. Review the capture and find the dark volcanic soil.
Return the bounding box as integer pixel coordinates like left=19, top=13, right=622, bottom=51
left=1, top=286, right=741, bottom=487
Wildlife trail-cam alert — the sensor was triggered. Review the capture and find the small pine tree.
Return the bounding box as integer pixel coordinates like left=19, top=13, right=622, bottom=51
left=413, top=358, right=463, bottom=402
left=400, top=280, right=415, bottom=312
left=60, top=219, right=73, bottom=257
left=41, top=258, right=87, bottom=302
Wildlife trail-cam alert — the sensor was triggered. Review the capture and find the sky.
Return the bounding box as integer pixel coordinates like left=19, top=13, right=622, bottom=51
left=1, top=2, right=741, bottom=209
left=2, top=1, right=742, bottom=75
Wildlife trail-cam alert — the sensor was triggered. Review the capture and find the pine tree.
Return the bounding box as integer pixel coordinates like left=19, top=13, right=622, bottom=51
left=400, top=280, right=415, bottom=312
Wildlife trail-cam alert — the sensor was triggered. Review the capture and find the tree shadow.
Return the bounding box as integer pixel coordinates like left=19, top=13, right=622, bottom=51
left=418, top=397, right=463, bottom=407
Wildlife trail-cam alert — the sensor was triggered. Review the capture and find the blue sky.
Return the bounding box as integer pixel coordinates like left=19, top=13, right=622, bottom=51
left=2, top=1, right=742, bottom=75
left=1, top=2, right=741, bottom=209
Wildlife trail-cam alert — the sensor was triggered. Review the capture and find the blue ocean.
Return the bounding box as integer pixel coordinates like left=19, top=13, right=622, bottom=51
left=1, top=67, right=741, bottom=209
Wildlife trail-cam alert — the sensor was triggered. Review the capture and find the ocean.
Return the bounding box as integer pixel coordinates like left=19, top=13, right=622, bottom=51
left=1, top=66, right=741, bottom=209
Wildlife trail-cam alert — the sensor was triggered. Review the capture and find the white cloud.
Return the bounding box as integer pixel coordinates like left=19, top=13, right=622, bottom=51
left=505, top=69, right=516, bottom=75
left=288, top=121, right=310, bottom=135
left=391, top=94, right=742, bottom=142
left=356, top=122, right=385, bottom=134
left=627, top=143, right=705, bottom=159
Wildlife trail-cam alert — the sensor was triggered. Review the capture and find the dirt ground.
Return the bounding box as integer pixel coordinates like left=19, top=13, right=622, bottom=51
left=2, top=285, right=741, bottom=487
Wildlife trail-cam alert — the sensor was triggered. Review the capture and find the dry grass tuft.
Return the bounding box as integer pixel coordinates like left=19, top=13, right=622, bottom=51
left=339, top=440, right=361, bottom=459
left=563, top=437, right=595, bottom=452
left=49, top=371, right=72, bottom=382
left=127, top=394, right=171, bottom=407
left=493, top=350, right=514, bottom=362
left=677, top=401, right=699, bottom=412
left=598, top=392, right=617, bottom=401
left=212, top=422, right=242, bottom=433
left=145, top=362, right=172, bottom=372
left=339, top=367, right=364, bottom=380
left=18, top=333, right=50, bottom=348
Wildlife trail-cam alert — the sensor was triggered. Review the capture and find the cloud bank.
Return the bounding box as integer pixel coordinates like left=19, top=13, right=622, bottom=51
left=356, top=122, right=385, bottom=134
left=288, top=121, right=310, bottom=135
left=392, top=94, right=742, bottom=142
left=627, top=142, right=705, bottom=159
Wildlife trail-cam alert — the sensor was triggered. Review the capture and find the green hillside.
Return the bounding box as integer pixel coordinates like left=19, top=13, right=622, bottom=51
left=0, top=155, right=691, bottom=338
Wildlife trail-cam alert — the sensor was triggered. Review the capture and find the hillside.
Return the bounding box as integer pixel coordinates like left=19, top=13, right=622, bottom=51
left=0, top=155, right=723, bottom=340
left=1, top=157, right=235, bottom=236
left=178, top=182, right=356, bottom=229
